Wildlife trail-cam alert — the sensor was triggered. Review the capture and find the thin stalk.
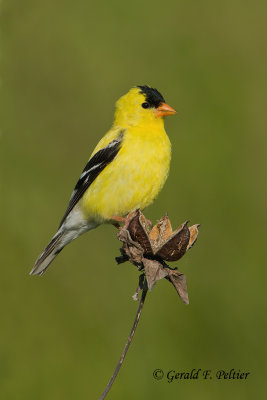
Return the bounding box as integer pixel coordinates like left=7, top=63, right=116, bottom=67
left=98, top=283, right=148, bottom=400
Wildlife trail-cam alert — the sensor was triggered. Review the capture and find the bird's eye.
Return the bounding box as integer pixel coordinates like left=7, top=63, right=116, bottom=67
left=141, top=102, right=149, bottom=109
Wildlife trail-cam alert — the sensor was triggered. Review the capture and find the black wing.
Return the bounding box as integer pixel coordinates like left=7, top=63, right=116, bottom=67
left=58, top=131, right=124, bottom=228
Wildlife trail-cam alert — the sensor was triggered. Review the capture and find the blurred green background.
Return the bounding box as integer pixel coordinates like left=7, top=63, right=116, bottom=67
left=1, top=0, right=266, bottom=399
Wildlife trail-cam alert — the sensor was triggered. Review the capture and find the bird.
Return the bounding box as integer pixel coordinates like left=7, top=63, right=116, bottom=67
left=30, top=85, right=176, bottom=276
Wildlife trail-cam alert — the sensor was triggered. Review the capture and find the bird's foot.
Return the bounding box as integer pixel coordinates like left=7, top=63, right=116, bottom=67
left=111, top=215, right=127, bottom=223
left=110, top=213, right=152, bottom=229
left=110, top=215, right=127, bottom=229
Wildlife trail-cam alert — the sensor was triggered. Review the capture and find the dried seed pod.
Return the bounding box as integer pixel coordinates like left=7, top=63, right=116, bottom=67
left=116, top=210, right=200, bottom=304
left=155, top=221, right=190, bottom=261
left=187, top=224, right=200, bottom=250
left=127, top=210, right=153, bottom=256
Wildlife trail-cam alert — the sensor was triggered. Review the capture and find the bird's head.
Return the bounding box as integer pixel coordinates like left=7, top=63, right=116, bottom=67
left=113, top=85, right=177, bottom=127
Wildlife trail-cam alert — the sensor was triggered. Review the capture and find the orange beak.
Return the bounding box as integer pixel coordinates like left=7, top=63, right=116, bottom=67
left=156, top=102, right=177, bottom=117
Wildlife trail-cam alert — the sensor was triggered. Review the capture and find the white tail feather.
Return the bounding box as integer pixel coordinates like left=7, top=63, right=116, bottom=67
left=30, top=232, right=64, bottom=276
left=31, top=207, right=99, bottom=276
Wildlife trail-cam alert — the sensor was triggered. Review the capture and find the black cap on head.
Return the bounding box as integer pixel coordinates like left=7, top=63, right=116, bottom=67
left=137, top=85, right=165, bottom=108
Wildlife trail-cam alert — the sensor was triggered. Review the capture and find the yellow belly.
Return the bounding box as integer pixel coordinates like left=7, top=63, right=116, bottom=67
left=81, top=126, right=171, bottom=221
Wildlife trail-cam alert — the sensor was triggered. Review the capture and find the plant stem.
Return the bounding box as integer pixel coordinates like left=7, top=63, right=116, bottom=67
left=98, top=283, right=148, bottom=400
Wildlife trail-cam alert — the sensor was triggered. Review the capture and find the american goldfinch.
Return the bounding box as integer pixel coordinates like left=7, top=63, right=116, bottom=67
left=30, top=85, right=176, bottom=276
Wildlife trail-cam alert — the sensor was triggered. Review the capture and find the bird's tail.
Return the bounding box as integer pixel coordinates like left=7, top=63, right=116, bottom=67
left=30, top=231, right=65, bottom=276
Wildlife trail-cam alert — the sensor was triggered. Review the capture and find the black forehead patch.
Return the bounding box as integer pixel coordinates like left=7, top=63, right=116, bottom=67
left=137, top=85, right=165, bottom=108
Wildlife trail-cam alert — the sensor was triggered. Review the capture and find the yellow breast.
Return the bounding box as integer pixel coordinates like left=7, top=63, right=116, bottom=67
left=81, top=123, right=171, bottom=221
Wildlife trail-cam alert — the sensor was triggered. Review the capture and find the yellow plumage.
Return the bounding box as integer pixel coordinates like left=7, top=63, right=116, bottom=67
left=82, top=89, right=171, bottom=221
left=31, top=86, right=176, bottom=275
